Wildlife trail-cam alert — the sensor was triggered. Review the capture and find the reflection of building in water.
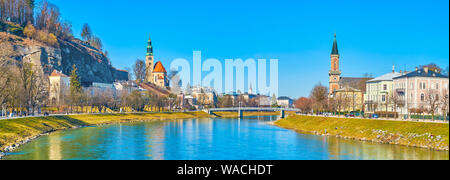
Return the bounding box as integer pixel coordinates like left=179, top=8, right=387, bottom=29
left=48, top=134, right=62, bottom=160
left=146, top=123, right=166, bottom=160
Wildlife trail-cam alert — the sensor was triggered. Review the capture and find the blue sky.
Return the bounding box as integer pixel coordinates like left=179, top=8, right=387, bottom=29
left=49, top=0, right=449, bottom=98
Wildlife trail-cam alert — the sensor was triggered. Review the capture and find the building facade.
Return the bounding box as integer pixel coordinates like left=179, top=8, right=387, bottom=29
left=49, top=70, right=70, bottom=105
left=328, top=34, right=372, bottom=112
left=329, top=33, right=341, bottom=94
left=145, top=35, right=169, bottom=89
left=334, top=87, right=364, bottom=112
left=393, top=67, right=449, bottom=115
left=277, top=96, right=294, bottom=108
left=364, top=68, right=402, bottom=113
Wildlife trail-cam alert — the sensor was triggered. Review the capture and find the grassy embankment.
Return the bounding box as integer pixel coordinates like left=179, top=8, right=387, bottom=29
left=0, top=112, right=212, bottom=151
left=275, top=115, right=449, bottom=151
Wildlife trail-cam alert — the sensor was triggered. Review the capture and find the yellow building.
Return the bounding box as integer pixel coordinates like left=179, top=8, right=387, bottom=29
left=49, top=70, right=70, bottom=105
left=333, top=87, right=364, bottom=112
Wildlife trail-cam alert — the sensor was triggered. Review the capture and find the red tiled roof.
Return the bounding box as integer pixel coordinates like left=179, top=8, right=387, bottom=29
left=153, top=61, right=167, bottom=73
left=50, top=70, right=68, bottom=77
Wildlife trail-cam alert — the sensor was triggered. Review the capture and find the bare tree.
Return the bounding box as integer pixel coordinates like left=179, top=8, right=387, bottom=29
left=310, top=82, right=328, bottom=113
left=334, top=93, right=349, bottom=117
left=17, top=61, right=48, bottom=115
left=424, top=89, right=441, bottom=121
left=390, top=92, right=404, bottom=119
left=133, top=59, right=145, bottom=83
left=81, top=23, right=92, bottom=41
left=294, top=97, right=312, bottom=114
left=440, top=92, right=449, bottom=119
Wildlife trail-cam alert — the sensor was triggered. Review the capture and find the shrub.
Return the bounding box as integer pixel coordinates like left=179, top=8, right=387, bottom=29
left=37, top=30, right=49, bottom=43
left=5, top=22, right=24, bottom=36
left=23, top=24, right=37, bottom=39
left=374, top=111, right=398, bottom=118
left=47, top=33, right=58, bottom=46
left=0, top=21, right=5, bottom=31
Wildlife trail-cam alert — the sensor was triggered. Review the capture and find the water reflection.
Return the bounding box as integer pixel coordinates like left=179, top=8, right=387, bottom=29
left=4, top=116, right=449, bottom=160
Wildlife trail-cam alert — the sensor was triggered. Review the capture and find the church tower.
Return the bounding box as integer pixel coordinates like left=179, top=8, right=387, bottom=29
left=145, top=35, right=154, bottom=83
left=329, top=33, right=341, bottom=94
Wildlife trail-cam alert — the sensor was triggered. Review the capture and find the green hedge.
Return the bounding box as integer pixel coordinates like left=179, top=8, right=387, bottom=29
left=409, top=115, right=449, bottom=121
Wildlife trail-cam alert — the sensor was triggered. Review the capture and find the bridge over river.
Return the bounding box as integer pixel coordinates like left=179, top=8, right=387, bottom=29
left=206, top=107, right=300, bottom=118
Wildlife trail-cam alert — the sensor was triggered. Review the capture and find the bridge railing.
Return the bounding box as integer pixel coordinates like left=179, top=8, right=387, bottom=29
left=207, top=107, right=300, bottom=112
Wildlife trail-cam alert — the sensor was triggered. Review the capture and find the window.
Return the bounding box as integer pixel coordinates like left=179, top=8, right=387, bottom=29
left=436, top=83, right=439, bottom=89
left=421, top=94, right=425, bottom=102
left=382, top=95, right=386, bottom=102
left=383, top=84, right=387, bottom=91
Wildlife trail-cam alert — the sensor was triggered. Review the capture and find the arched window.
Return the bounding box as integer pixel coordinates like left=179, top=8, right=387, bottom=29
left=421, top=94, right=425, bottom=102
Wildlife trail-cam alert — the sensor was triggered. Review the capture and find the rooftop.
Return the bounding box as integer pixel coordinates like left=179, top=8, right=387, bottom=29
left=50, top=70, right=68, bottom=77
left=393, top=68, right=449, bottom=79
left=367, top=72, right=402, bottom=82
left=331, top=33, right=339, bottom=55
left=153, top=61, right=167, bottom=73
left=277, top=96, right=292, bottom=100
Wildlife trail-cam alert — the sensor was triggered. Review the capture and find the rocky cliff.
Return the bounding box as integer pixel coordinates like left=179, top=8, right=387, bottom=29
left=0, top=32, right=128, bottom=83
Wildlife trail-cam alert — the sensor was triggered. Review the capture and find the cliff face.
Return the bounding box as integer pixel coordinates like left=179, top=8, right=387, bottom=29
left=1, top=32, right=128, bottom=84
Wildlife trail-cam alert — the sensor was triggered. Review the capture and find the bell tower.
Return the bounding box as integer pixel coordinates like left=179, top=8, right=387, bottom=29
left=145, top=35, right=154, bottom=83
left=329, top=33, right=341, bottom=95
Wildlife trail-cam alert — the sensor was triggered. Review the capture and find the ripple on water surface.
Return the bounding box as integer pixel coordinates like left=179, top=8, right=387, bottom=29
left=4, top=116, right=449, bottom=160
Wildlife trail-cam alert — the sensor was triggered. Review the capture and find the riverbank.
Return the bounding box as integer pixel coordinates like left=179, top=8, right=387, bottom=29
left=0, top=111, right=213, bottom=159
left=275, top=115, right=449, bottom=151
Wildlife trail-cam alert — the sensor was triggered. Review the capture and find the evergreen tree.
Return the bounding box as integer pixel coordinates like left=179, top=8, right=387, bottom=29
left=69, top=64, right=82, bottom=110
left=70, top=64, right=81, bottom=94
left=271, top=93, right=278, bottom=106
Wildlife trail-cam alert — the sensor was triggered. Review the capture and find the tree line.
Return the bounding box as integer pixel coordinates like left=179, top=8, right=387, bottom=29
left=1, top=59, right=182, bottom=117
left=1, top=0, right=102, bottom=50
left=0, top=57, right=48, bottom=116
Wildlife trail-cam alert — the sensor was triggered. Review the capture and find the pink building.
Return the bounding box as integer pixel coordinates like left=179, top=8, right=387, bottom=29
left=393, top=67, right=449, bottom=116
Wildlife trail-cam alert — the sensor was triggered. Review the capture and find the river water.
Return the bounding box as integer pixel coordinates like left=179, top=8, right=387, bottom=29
left=4, top=116, right=449, bottom=160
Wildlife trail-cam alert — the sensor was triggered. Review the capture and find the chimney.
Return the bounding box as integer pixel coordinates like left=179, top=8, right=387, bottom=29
left=400, top=70, right=403, bottom=74
left=424, top=67, right=429, bottom=73
left=392, top=65, right=395, bottom=73
left=415, top=67, right=418, bottom=71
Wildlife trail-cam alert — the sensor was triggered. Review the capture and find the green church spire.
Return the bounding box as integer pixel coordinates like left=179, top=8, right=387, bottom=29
left=331, top=33, right=339, bottom=55
left=147, top=34, right=153, bottom=56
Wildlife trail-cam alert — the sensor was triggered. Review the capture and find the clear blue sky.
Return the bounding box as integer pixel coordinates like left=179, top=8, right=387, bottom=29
left=49, top=0, right=449, bottom=98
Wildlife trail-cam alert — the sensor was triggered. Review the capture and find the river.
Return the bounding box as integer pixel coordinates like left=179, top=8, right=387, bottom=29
left=4, top=116, right=449, bottom=160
